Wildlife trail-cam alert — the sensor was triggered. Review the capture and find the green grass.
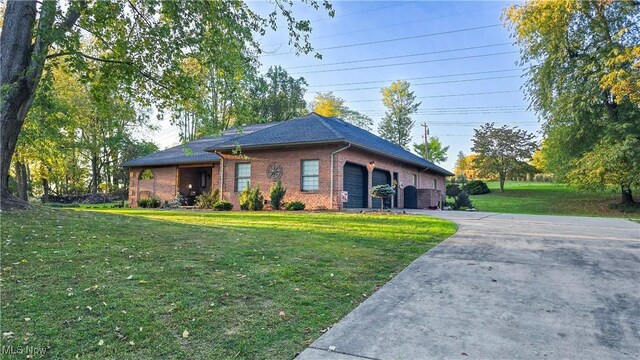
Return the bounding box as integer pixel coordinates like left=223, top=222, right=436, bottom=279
left=0, top=208, right=455, bottom=359
left=468, top=181, right=639, bottom=218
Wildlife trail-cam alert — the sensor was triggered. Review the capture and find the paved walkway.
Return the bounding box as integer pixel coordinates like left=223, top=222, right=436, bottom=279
left=299, top=211, right=640, bottom=360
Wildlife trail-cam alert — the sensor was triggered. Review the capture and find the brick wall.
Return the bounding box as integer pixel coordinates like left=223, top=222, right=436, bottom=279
left=417, top=189, right=445, bottom=209
left=217, top=145, right=337, bottom=209
left=336, top=147, right=446, bottom=209
left=217, top=144, right=448, bottom=210
left=128, top=166, right=177, bottom=207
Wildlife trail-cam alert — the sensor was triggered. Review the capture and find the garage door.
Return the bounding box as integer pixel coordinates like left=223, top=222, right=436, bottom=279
left=343, top=163, right=367, bottom=208
left=372, top=169, right=391, bottom=209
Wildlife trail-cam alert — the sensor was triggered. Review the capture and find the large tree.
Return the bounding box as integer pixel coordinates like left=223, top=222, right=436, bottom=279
left=504, top=0, right=640, bottom=204
left=378, top=81, right=421, bottom=149
left=471, top=123, right=537, bottom=192
left=249, top=66, right=308, bottom=123
left=413, top=136, right=449, bottom=164
left=311, top=92, right=374, bottom=130
left=0, top=0, right=333, bottom=210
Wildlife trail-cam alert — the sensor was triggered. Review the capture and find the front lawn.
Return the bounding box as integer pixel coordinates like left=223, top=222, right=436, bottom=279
left=1, top=208, right=455, bottom=359
left=469, top=181, right=639, bottom=217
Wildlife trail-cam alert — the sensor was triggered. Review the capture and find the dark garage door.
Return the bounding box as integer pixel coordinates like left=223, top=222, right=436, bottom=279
left=372, top=169, right=391, bottom=209
left=343, top=163, right=368, bottom=208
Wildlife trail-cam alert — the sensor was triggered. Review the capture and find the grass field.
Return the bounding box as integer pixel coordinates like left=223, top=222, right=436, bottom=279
left=469, top=181, right=639, bottom=218
left=1, top=208, right=455, bottom=359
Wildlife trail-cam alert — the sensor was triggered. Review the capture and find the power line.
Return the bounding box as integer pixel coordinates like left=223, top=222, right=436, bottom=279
left=355, top=105, right=526, bottom=111
left=308, top=69, right=522, bottom=88
left=263, top=7, right=495, bottom=47
left=263, top=24, right=502, bottom=56
left=349, top=90, right=521, bottom=103
left=327, top=75, right=522, bottom=92
left=292, top=51, right=518, bottom=75
left=288, top=42, right=512, bottom=69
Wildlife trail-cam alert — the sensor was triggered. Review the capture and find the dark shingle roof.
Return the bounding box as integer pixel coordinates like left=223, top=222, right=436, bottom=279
left=121, top=123, right=277, bottom=167
left=208, top=113, right=454, bottom=176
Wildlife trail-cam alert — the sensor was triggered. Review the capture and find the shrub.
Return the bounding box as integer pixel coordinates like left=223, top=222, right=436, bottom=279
left=370, top=184, right=395, bottom=211
left=453, top=191, right=473, bottom=210
left=195, top=191, right=220, bottom=209
left=269, top=181, right=287, bottom=210
left=285, top=201, right=305, bottom=211
left=239, top=185, right=264, bottom=210
left=464, top=180, right=490, bottom=195
left=446, top=184, right=461, bottom=198
left=138, top=196, right=161, bottom=208
left=213, top=201, right=233, bottom=211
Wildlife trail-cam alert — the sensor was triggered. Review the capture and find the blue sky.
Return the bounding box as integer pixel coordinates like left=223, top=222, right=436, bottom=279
left=150, top=1, right=537, bottom=172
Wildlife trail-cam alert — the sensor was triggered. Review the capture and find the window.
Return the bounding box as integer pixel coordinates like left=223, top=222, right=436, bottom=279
left=432, top=178, right=437, bottom=189
left=301, top=160, right=319, bottom=191
left=412, top=174, right=417, bottom=187
left=235, top=163, right=251, bottom=191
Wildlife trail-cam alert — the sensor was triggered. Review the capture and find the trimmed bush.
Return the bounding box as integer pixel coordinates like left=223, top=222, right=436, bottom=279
left=285, top=201, right=305, bottom=211
left=138, top=196, right=161, bottom=208
left=464, top=180, right=490, bottom=195
left=239, top=185, right=264, bottom=211
left=453, top=191, right=473, bottom=210
left=269, top=181, right=287, bottom=210
left=370, top=184, right=395, bottom=211
left=195, top=190, right=220, bottom=209
left=213, top=201, right=233, bottom=211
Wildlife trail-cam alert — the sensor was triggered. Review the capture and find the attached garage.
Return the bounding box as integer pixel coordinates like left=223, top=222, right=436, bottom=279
left=342, top=163, right=368, bottom=208
left=372, top=169, right=391, bottom=209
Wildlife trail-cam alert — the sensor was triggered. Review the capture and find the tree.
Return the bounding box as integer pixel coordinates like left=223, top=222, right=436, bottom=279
left=413, top=136, right=449, bottom=164
left=311, top=92, right=373, bottom=130
left=0, top=0, right=334, bottom=210
left=378, top=81, right=421, bottom=149
left=250, top=66, right=308, bottom=123
left=370, top=184, right=395, bottom=211
left=504, top=0, right=640, bottom=204
left=471, top=123, right=537, bottom=192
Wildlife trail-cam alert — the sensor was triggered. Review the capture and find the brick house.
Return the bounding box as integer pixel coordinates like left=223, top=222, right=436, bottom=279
left=122, top=113, right=453, bottom=209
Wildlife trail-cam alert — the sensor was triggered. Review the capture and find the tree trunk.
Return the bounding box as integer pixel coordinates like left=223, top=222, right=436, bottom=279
left=14, top=161, right=28, bottom=201
left=499, top=176, right=506, bottom=192
left=91, top=155, right=99, bottom=194
left=0, top=1, right=39, bottom=210
left=42, top=177, right=50, bottom=203
left=621, top=184, right=634, bottom=205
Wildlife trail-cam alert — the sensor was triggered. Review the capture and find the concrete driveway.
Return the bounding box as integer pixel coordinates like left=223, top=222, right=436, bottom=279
left=299, top=211, right=640, bottom=360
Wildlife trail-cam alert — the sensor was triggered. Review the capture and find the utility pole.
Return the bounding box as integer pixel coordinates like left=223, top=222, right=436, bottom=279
left=421, top=122, right=429, bottom=160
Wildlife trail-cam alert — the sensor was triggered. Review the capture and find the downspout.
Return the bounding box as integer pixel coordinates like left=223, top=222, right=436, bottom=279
left=219, top=157, right=224, bottom=201
left=330, top=143, right=351, bottom=210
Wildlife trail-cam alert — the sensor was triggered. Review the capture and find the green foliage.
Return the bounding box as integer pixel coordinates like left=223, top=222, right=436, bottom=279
left=285, top=201, right=306, bottom=211
left=239, top=185, right=264, bottom=211
left=503, top=0, right=640, bottom=203
left=213, top=201, right=233, bottom=211
left=471, top=123, right=537, bottom=192
left=269, top=181, right=287, bottom=210
left=312, top=92, right=374, bottom=130
left=370, top=184, right=396, bottom=211
left=446, top=184, right=461, bottom=198
left=452, top=191, right=473, bottom=211
left=464, top=180, right=491, bottom=195
left=413, top=136, right=449, bottom=164
left=137, top=196, right=161, bottom=208
left=139, top=169, right=154, bottom=180
left=378, top=81, right=421, bottom=149
left=195, top=190, right=220, bottom=209
left=249, top=66, right=308, bottom=123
